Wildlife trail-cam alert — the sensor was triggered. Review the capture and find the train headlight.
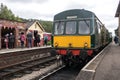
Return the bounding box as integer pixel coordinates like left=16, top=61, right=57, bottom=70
left=55, top=42, right=58, bottom=47
left=84, top=42, right=88, bottom=48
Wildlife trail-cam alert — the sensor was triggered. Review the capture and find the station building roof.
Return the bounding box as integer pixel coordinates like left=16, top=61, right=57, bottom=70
left=0, top=19, right=26, bottom=29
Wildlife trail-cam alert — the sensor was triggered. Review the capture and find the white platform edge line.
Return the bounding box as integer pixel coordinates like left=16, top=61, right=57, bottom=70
left=83, top=69, right=95, bottom=72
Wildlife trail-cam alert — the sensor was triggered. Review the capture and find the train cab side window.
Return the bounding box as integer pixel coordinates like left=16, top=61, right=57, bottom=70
left=54, top=22, right=64, bottom=35
left=65, top=21, right=76, bottom=34
left=78, top=20, right=90, bottom=34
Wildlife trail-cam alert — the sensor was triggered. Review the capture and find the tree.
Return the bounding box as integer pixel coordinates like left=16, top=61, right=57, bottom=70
left=0, top=3, right=22, bottom=21
left=39, top=20, right=53, bottom=33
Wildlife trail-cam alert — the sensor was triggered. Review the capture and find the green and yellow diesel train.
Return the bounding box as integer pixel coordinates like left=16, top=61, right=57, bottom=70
left=51, top=9, right=112, bottom=66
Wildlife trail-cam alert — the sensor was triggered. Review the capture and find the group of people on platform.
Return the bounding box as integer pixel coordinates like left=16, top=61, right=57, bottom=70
left=4, top=31, right=48, bottom=49
left=4, top=33, right=15, bottom=49
left=19, top=31, right=48, bottom=48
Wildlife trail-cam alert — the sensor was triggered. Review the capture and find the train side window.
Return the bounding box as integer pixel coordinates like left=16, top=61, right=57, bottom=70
left=54, top=22, right=64, bottom=35
left=65, top=21, right=76, bottom=34
left=78, top=20, right=90, bottom=34
left=97, top=22, right=101, bottom=34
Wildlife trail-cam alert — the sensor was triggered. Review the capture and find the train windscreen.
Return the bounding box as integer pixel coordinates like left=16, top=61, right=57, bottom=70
left=54, top=22, right=64, bottom=35
left=78, top=20, right=90, bottom=34
left=65, top=21, right=76, bottom=34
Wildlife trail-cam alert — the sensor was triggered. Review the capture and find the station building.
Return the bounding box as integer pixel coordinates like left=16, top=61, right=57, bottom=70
left=0, top=19, right=45, bottom=49
left=115, top=1, right=120, bottom=37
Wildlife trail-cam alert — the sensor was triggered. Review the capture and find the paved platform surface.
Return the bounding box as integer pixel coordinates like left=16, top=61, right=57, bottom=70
left=94, top=42, right=120, bottom=80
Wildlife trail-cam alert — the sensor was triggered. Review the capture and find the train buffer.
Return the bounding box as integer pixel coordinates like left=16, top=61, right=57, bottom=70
left=76, top=42, right=120, bottom=80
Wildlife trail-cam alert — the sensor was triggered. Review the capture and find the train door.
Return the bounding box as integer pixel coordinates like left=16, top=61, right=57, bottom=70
left=1, top=27, right=16, bottom=48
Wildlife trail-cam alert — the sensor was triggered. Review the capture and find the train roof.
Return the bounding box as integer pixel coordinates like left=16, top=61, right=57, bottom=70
left=54, top=9, right=95, bottom=20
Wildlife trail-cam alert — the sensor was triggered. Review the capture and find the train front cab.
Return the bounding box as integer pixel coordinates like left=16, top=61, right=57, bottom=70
left=51, top=20, right=96, bottom=65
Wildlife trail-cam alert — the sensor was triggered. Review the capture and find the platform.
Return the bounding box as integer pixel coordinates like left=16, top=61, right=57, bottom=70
left=0, top=45, right=51, bottom=54
left=76, top=42, right=120, bottom=80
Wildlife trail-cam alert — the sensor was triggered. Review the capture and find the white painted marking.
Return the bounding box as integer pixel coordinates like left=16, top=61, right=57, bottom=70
left=83, top=69, right=95, bottom=72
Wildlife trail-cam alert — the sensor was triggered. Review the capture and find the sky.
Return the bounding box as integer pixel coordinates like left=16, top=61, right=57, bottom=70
left=0, top=0, right=120, bottom=36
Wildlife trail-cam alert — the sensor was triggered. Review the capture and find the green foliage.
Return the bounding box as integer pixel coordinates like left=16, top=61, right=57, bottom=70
left=47, top=40, right=51, bottom=45
left=0, top=3, right=22, bottom=21
left=39, top=20, right=53, bottom=33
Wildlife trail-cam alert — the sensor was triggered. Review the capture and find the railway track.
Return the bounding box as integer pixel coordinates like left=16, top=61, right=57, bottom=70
left=0, top=56, right=57, bottom=80
left=0, top=47, right=60, bottom=80
left=40, top=65, right=82, bottom=80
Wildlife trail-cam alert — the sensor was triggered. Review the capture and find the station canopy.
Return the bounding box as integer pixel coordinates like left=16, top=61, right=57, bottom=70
left=0, top=19, right=26, bottom=29
left=115, top=1, right=120, bottom=17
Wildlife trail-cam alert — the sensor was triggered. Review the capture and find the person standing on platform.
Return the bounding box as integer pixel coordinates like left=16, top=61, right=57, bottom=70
left=20, top=32, right=26, bottom=48
left=36, top=34, right=41, bottom=47
left=27, top=31, right=33, bottom=48
left=44, top=35, right=48, bottom=46
left=117, top=36, right=120, bottom=46
left=9, top=33, right=15, bottom=48
left=4, top=34, right=9, bottom=49
left=34, top=31, right=38, bottom=47
left=114, top=36, right=118, bottom=44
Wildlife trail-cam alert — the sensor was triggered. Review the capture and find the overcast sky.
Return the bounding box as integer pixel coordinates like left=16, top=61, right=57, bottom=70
left=0, top=0, right=120, bottom=35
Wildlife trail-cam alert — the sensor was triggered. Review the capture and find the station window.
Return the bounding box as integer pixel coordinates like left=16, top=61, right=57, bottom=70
left=65, top=21, right=76, bottom=34
left=78, top=20, right=90, bottom=34
left=54, top=22, right=64, bottom=35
